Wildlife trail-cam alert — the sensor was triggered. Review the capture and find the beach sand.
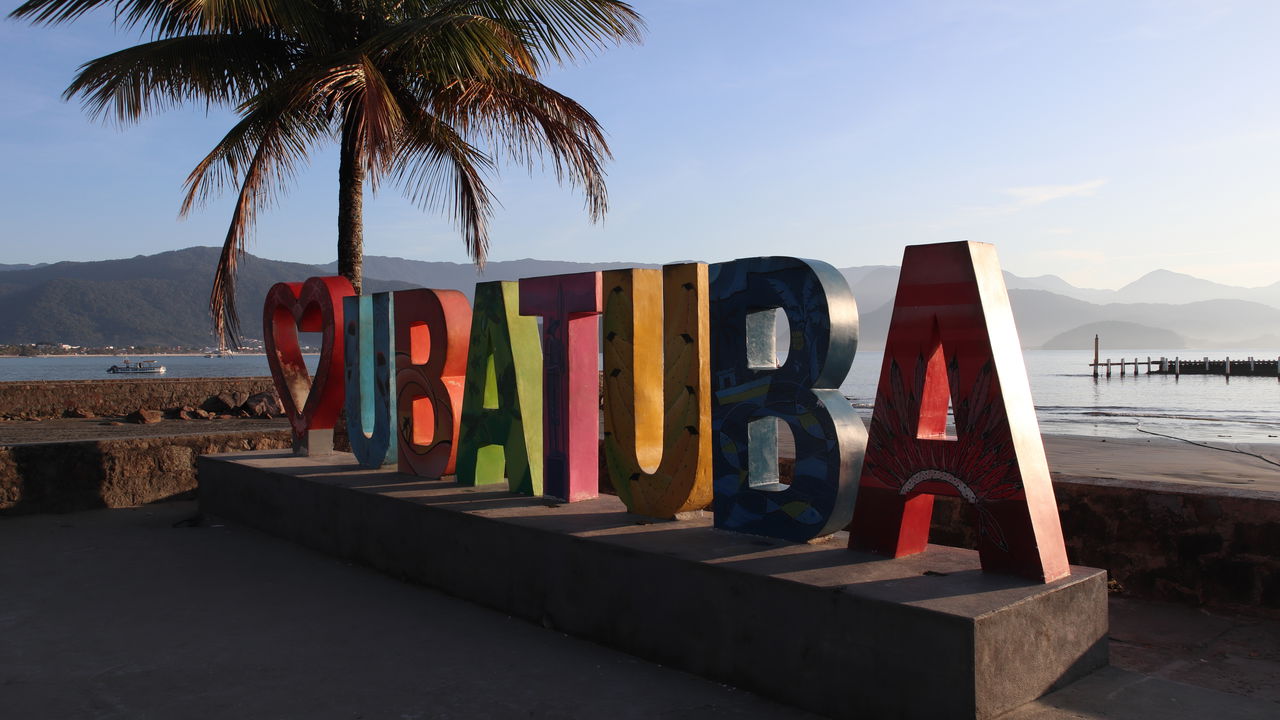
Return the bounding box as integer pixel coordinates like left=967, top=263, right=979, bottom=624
left=1046, top=435, right=1280, bottom=494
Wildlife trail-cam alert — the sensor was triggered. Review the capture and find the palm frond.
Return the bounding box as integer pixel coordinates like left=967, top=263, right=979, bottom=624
left=354, top=56, right=406, bottom=184
left=461, top=0, right=643, bottom=64
left=10, top=0, right=324, bottom=38
left=394, top=104, right=496, bottom=265
left=362, top=11, right=538, bottom=77
left=195, top=79, right=331, bottom=346
left=66, top=33, right=295, bottom=124
left=430, top=71, right=611, bottom=221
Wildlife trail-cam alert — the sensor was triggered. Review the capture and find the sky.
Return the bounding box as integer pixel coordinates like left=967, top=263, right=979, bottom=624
left=2, top=0, right=1279, bottom=289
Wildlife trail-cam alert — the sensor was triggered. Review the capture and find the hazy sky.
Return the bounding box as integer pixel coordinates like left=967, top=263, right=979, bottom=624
left=3, top=0, right=1278, bottom=289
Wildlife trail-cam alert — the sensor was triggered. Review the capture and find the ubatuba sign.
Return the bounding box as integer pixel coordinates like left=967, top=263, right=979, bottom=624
left=264, top=241, right=1069, bottom=582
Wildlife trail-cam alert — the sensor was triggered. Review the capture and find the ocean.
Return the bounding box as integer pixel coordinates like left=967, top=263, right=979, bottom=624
left=1, top=349, right=1276, bottom=445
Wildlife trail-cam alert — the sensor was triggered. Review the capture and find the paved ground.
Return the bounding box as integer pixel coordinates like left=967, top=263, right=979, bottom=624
left=1, top=502, right=813, bottom=720
left=3, top=502, right=1278, bottom=719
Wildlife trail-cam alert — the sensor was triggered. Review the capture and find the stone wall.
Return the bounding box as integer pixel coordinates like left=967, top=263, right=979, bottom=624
left=0, top=430, right=292, bottom=514
left=0, top=377, right=278, bottom=419
left=929, top=478, right=1280, bottom=616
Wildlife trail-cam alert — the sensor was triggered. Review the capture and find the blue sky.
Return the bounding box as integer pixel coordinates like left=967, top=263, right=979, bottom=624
left=2, top=0, right=1279, bottom=289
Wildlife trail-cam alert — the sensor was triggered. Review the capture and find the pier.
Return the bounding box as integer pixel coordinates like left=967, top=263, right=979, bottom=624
left=1089, top=334, right=1279, bottom=378
left=1089, top=355, right=1280, bottom=379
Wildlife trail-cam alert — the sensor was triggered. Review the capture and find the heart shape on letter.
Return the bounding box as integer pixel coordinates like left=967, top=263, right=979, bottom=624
left=263, top=276, right=356, bottom=441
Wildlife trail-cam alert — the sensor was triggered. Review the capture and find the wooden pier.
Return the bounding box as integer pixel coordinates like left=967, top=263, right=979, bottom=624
left=1088, top=355, right=1280, bottom=378
left=1088, top=334, right=1279, bottom=378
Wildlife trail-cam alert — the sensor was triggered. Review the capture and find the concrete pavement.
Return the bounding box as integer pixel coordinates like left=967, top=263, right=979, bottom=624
left=2, top=502, right=1277, bottom=719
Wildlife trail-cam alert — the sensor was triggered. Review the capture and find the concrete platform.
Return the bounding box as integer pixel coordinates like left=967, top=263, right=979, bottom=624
left=199, top=451, right=1110, bottom=720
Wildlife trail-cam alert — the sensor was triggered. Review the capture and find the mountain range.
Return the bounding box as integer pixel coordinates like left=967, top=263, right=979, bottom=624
left=0, top=246, right=1276, bottom=351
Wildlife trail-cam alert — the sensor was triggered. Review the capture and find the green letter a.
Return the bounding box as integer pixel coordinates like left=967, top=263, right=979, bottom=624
left=456, top=281, right=544, bottom=495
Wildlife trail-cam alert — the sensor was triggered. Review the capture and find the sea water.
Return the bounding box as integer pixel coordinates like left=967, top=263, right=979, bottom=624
left=1, top=349, right=1276, bottom=444
left=839, top=348, right=1280, bottom=445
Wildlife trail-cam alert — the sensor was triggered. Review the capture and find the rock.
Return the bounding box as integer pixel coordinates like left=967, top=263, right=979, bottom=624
left=200, top=396, right=228, bottom=413
left=125, top=408, right=163, bottom=425
left=202, top=392, right=246, bottom=414
left=176, top=406, right=213, bottom=421
left=219, top=391, right=250, bottom=411
left=201, top=390, right=251, bottom=414
left=243, top=391, right=284, bottom=418
left=63, top=408, right=95, bottom=419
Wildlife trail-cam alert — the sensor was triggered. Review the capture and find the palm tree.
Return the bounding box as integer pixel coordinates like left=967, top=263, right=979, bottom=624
left=11, top=0, right=643, bottom=346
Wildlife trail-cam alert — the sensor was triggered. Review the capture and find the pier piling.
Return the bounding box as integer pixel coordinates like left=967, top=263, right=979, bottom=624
left=1092, top=335, right=1099, bottom=378
left=1090, top=353, right=1278, bottom=378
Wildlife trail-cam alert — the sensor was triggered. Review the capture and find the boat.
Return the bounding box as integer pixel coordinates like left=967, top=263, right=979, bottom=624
left=106, top=359, right=167, bottom=374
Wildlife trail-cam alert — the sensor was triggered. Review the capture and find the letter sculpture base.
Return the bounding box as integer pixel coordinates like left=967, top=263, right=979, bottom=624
left=198, top=452, right=1108, bottom=720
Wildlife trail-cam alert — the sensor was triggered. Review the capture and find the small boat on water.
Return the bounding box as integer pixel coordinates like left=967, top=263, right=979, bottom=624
left=106, top=359, right=167, bottom=375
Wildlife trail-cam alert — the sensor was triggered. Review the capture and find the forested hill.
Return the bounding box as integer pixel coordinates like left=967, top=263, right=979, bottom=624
left=1, top=247, right=1277, bottom=351
left=0, top=247, right=413, bottom=347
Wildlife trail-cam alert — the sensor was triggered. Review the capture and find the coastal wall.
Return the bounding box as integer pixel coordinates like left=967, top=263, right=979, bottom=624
left=0, top=430, right=293, bottom=514
left=929, top=480, right=1280, bottom=616
left=0, top=377, right=278, bottom=419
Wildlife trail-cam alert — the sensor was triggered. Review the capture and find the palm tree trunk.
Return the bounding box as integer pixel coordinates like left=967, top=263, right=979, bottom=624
left=338, top=114, right=365, bottom=294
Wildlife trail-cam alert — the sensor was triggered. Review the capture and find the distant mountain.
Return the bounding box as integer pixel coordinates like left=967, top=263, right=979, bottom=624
left=1006, top=292, right=1280, bottom=350
left=1041, top=321, right=1186, bottom=351
left=847, top=286, right=1280, bottom=351
left=839, top=266, right=901, bottom=317
left=1001, top=272, right=1114, bottom=304
left=2, top=247, right=1277, bottom=351
left=838, top=265, right=897, bottom=286
left=1113, top=269, right=1280, bottom=308
left=321, top=256, right=656, bottom=300
left=0, top=247, right=414, bottom=346
left=0, top=263, right=48, bottom=272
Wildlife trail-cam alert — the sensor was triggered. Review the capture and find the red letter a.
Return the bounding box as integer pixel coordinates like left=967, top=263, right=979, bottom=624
left=848, top=242, right=1069, bottom=583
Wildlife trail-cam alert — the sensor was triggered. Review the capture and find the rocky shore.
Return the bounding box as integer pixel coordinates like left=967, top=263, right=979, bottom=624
left=0, top=377, right=281, bottom=421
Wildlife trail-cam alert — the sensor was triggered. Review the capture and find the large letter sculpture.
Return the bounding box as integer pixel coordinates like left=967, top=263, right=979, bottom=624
left=602, top=264, right=712, bottom=518
left=456, top=282, right=544, bottom=495
left=519, top=272, right=603, bottom=502
left=394, top=289, right=472, bottom=479
left=264, top=276, right=355, bottom=455
left=848, top=241, right=1070, bottom=582
left=344, top=293, right=396, bottom=468
left=708, top=257, right=865, bottom=541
